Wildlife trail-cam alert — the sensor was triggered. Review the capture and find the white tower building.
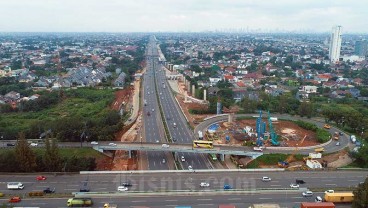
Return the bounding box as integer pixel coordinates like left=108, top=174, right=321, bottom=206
left=329, top=26, right=342, bottom=63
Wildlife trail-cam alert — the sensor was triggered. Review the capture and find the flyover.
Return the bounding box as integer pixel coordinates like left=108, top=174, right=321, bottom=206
left=92, top=142, right=263, bottom=160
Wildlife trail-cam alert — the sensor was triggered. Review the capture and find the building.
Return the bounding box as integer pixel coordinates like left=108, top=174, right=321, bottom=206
left=354, top=40, right=368, bottom=57
left=329, top=26, right=342, bottom=63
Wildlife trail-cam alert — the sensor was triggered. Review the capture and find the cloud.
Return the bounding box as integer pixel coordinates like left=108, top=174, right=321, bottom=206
left=0, top=0, right=366, bottom=32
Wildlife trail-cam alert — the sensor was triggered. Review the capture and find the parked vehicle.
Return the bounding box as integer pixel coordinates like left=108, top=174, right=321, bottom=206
left=109, top=143, right=117, bottom=146
left=324, top=192, right=354, bottom=203
left=6, top=143, right=15, bottom=147
left=351, top=135, right=357, bottom=143
left=117, top=186, right=128, bottom=191
left=104, top=203, right=118, bottom=208
left=67, top=198, right=93, bottom=207
left=7, top=182, right=24, bottom=190
left=121, top=182, right=132, bottom=187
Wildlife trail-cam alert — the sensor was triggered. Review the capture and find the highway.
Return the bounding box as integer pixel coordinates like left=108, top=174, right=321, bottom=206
left=153, top=39, right=211, bottom=170
left=0, top=191, right=353, bottom=208
left=0, top=171, right=365, bottom=194
left=142, top=38, right=170, bottom=170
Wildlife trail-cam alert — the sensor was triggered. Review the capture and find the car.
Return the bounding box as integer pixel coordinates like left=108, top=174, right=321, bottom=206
left=9, top=196, right=21, bottom=203
left=296, top=179, right=306, bottom=184
left=224, top=184, right=232, bottom=190
left=315, top=147, right=325, bottom=152
left=324, top=124, right=331, bottom=129
left=339, top=132, right=344, bottom=136
left=109, top=143, right=117, bottom=146
left=6, top=143, right=15, bottom=147
left=302, top=191, right=313, bottom=197
left=181, top=156, right=185, bottom=162
left=121, top=182, right=132, bottom=187
left=172, top=137, right=177, bottom=142
left=173, top=123, right=177, bottom=128
left=147, top=111, right=151, bottom=116
left=262, top=176, right=271, bottom=182
left=117, top=186, right=128, bottom=191
left=152, top=108, right=155, bottom=112
left=159, top=92, right=162, bottom=95
left=162, top=144, right=169, bottom=148
left=0, top=192, right=3, bottom=197
left=290, top=183, right=299, bottom=188
left=162, top=159, right=166, bottom=163
left=36, top=175, right=47, bottom=181
left=156, top=140, right=159, bottom=143
left=91, top=141, right=98, bottom=145
left=200, top=182, right=210, bottom=187
left=147, top=92, right=150, bottom=95
left=188, top=165, right=193, bottom=171
left=325, top=190, right=334, bottom=194
left=336, top=142, right=340, bottom=146
left=253, top=146, right=264, bottom=152
left=315, top=196, right=323, bottom=202
left=30, top=142, right=38, bottom=147
left=43, top=187, right=55, bottom=194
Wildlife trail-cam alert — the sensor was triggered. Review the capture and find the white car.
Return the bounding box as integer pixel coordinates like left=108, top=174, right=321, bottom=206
left=181, top=156, right=185, bottom=162
left=290, top=183, right=299, bottom=188
left=109, top=143, right=117, bottom=146
left=90, top=141, right=98, bottom=145
left=302, top=191, right=313, bottom=197
left=253, top=146, right=264, bottom=152
left=200, top=182, right=210, bottom=187
left=30, top=143, right=38, bottom=147
left=162, top=144, right=170, bottom=148
left=117, top=186, right=128, bottom=191
left=188, top=166, right=194, bottom=172
left=152, top=109, right=155, bottom=112
left=262, top=176, right=271, bottom=182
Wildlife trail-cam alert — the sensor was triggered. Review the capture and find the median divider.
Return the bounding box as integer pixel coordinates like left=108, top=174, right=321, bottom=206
left=80, top=168, right=285, bottom=174
left=72, top=187, right=305, bottom=197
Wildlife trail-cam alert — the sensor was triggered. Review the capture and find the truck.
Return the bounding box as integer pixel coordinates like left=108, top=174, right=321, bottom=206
left=218, top=205, right=236, bottom=208
left=66, top=198, right=93, bottom=207
left=301, top=202, right=335, bottom=208
left=324, top=192, right=354, bottom=203
left=7, top=182, right=24, bottom=190
left=270, top=117, right=278, bottom=122
left=333, top=132, right=339, bottom=140
left=103, top=203, right=118, bottom=208
left=309, top=152, right=322, bottom=159
left=250, top=204, right=281, bottom=208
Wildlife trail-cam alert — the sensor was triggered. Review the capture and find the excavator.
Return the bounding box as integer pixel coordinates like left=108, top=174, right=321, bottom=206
left=278, top=135, right=307, bottom=168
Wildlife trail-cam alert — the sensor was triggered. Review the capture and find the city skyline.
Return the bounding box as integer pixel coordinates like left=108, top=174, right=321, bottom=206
left=0, top=0, right=368, bottom=33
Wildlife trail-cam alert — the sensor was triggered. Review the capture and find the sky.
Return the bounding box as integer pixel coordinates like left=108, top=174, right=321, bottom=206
left=0, top=0, right=367, bottom=33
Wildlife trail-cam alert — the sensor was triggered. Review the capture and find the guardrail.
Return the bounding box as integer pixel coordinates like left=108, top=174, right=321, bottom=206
left=80, top=168, right=285, bottom=174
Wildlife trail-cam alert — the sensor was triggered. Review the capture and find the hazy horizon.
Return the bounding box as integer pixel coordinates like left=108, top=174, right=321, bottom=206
left=0, top=0, right=367, bottom=33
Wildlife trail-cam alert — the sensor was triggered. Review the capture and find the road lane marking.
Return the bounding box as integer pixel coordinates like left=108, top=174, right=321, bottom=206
left=197, top=199, right=213, bottom=201
left=165, top=200, right=178, bottom=202
left=198, top=204, right=214, bottom=206
left=270, top=185, right=281, bottom=187
left=325, top=184, right=337, bottom=186
left=259, top=198, right=272, bottom=200
left=291, top=197, right=303, bottom=199
left=228, top=198, right=241, bottom=200
left=132, top=200, right=146, bottom=203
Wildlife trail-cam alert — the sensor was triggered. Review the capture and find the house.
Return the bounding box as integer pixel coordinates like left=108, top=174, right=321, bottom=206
left=349, top=88, right=361, bottom=98
left=232, top=88, right=247, bottom=101
left=223, top=75, right=235, bottom=83
left=315, top=74, right=332, bottom=82
left=209, top=77, right=221, bottom=86
left=4, top=91, right=20, bottom=101
left=300, top=86, right=318, bottom=93
left=114, top=72, right=126, bottom=87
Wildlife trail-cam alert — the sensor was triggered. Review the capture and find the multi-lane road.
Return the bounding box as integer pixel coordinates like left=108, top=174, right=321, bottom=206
left=142, top=38, right=169, bottom=170
left=0, top=171, right=363, bottom=207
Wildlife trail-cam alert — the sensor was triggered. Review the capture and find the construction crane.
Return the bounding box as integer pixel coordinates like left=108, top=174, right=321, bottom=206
left=268, top=111, right=280, bottom=146
left=256, top=110, right=265, bottom=146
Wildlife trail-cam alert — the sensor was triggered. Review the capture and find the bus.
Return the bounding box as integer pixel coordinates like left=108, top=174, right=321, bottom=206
left=193, top=140, right=213, bottom=149
left=209, top=153, right=217, bottom=161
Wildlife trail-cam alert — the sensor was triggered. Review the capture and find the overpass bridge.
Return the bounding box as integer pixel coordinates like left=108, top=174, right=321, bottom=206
left=93, top=142, right=263, bottom=161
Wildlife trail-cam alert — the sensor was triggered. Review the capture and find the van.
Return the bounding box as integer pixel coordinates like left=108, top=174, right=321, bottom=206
left=315, top=196, right=323, bottom=202
left=7, top=182, right=24, bottom=190
left=173, top=123, right=177, bottom=128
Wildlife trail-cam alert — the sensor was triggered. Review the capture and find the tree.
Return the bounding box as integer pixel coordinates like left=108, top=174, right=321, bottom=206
left=353, top=177, right=368, bottom=208
left=43, top=137, right=62, bottom=172
left=15, top=132, right=36, bottom=172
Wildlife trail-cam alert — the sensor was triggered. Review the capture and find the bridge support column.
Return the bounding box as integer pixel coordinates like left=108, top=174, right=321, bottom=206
left=128, top=150, right=132, bottom=158
left=220, top=154, right=225, bottom=162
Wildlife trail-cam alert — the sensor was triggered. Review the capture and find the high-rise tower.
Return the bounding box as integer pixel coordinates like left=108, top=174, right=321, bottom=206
left=329, top=26, right=342, bottom=63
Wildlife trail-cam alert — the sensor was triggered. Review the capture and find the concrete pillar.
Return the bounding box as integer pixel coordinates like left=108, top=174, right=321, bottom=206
left=203, top=89, right=207, bottom=101
left=184, top=92, right=188, bottom=102
left=187, top=81, right=190, bottom=92
left=128, top=150, right=132, bottom=158
left=220, top=154, right=225, bottom=161
left=228, top=113, right=233, bottom=123
left=183, top=76, right=186, bottom=85
left=192, top=85, right=195, bottom=97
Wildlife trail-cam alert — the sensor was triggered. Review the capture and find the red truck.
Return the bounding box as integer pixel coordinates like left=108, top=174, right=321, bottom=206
left=301, top=202, right=335, bottom=208
left=218, top=205, right=236, bottom=208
